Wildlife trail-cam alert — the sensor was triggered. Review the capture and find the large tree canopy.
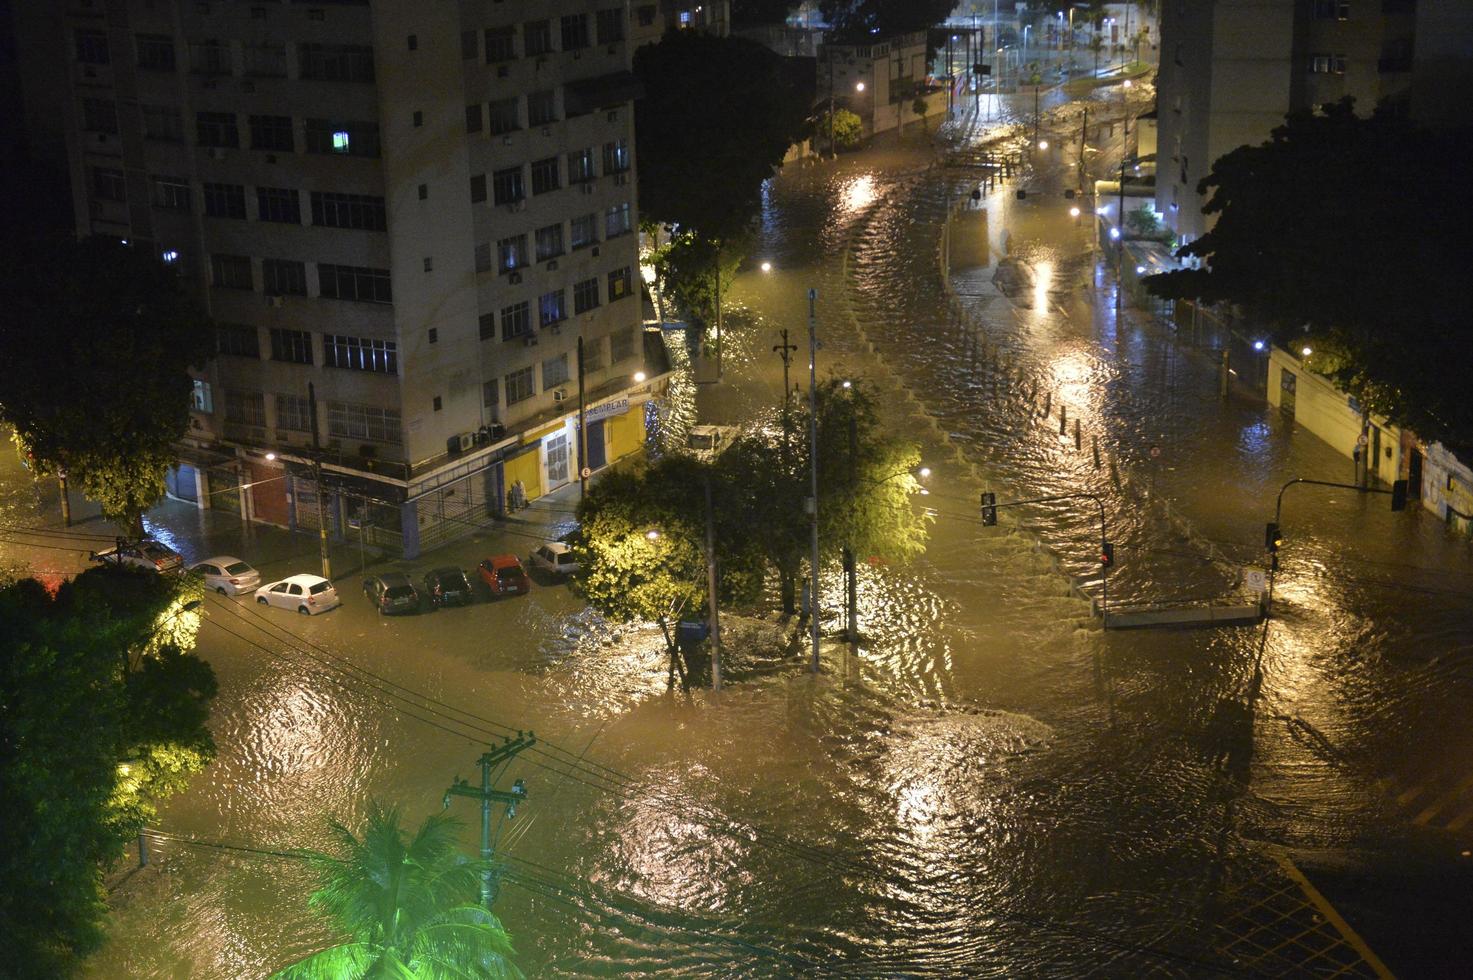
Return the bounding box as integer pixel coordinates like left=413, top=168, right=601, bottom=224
left=0, top=236, right=213, bottom=532
left=634, top=30, right=812, bottom=243
left=1145, top=100, right=1473, bottom=447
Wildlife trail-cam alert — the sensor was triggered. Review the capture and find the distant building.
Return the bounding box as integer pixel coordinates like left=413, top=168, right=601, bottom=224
left=817, top=32, right=931, bottom=141
left=631, top=0, right=730, bottom=49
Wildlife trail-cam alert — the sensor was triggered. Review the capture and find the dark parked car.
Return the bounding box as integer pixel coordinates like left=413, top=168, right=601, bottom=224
left=422, top=567, right=474, bottom=607
left=362, top=572, right=421, bottom=615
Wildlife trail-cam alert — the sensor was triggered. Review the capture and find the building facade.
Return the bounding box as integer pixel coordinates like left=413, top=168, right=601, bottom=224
left=42, top=0, right=664, bottom=557
left=817, top=31, right=929, bottom=140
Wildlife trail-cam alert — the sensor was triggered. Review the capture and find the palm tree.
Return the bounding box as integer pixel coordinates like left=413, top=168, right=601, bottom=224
left=271, top=803, right=521, bottom=979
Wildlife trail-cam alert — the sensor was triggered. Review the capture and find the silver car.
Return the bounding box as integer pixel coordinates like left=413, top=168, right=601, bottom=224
left=190, top=555, right=261, bottom=595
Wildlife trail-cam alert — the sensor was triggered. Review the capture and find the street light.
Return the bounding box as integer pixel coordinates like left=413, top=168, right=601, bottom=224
left=760, top=261, right=772, bottom=273
left=1070, top=206, right=1081, bottom=217
left=633, top=370, right=647, bottom=383
left=645, top=528, right=660, bottom=540
left=1301, top=346, right=1313, bottom=357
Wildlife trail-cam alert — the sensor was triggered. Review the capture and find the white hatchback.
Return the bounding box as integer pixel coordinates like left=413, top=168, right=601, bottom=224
left=529, top=542, right=580, bottom=576
left=254, top=574, right=341, bottom=615
left=190, top=556, right=261, bottom=595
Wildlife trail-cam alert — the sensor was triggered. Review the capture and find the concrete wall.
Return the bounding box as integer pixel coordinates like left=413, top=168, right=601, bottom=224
left=1266, top=347, right=1402, bottom=487
left=1422, top=443, right=1473, bottom=532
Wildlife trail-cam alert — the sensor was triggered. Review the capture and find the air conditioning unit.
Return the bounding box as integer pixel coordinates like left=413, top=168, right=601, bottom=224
left=508, top=272, right=522, bottom=284
left=552, top=388, right=567, bottom=403
left=522, top=333, right=538, bottom=346
left=267, top=294, right=285, bottom=308
left=457, top=432, right=475, bottom=452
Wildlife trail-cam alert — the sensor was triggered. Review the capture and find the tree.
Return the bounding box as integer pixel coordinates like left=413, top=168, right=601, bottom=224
left=912, top=96, right=931, bottom=135
left=650, top=230, right=744, bottom=331
left=269, top=805, right=519, bottom=979
left=0, top=566, right=216, bottom=976
left=0, top=236, right=213, bottom=535
left=822, top=108, right=864, bottom=151
left=1145, top=100, right=1473, bottom=446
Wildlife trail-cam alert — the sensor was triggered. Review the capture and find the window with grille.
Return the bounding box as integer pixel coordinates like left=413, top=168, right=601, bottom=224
left=560, top=14, right=589, bottom=51
left=325, top=334, right=398, bottom=374
left=538, top=289, right=566, bottom=327
left=196, top=111, right=239, bottom=147
left=243, top=41, right=287, bottom=77
left=501, top=301, right=531, bottom=341
left=204, top=182, right=246, bottom=218
left=535, top=224, right=564, bottom=261
left=543, top=354, right=570, bottom=390
left=224, top=389, right=266, bottom=426
left=136, top=34, right=175, bottom=71
left=256, top=186, right=300, bottom=223
left=76, top=30, right=110, bottom=64
left=250, top=115, right=294, bottom=151
left=189, top=40, right=230, bottom=75
left=82, top=99, right=118, bottom=134
left=216, top=323, right=260, bottom=358
left=479, top=312, right=496, bottom=340
left=608, top=266, right=634, bottom=301
left=531, top=157, right=560, bottom=195
left=318, top=264, right=392, bottom=303
left=328, top=401, right=401, bottom=444
left=152, top=176, right=191, bottom=211
left=311, top=191, right=386, bottom=230
left=263, top=259, right=307, bottom=296
left=604, top=202, right=632, bottom=238
left=1310, top=53, right=1347, bottom=74
left=505, top=367, right=535, bottom=405
left=93, top=168, right=126, bottom=202
left=269, top=328, right=313, bottom=364
left=275, top=393, right=310, bottom=432
left=571, top=213, right=598, bottom=250
left=305, top=119, right=379, bottom=156
left=568, top=148, right=596, bottom=183
left=610, top=327, right=635, bottom=363
left=573, top=277, right=600, bottom=314
left=497, top=234, right=527, bottom=272
left=603, top=138, right=630, bottom=173
left=485, top=26, right=517, bottom=62
left=596, top=8, right=625, bottom=45
left=524, top=20, right=552, bottom=56
left=211, top=254, right=253, bottom=290
left=582, top=337, right=605, bottom=372
left=299, top=43, right=375, bottom=82
left=488, top=98, right=520, bottom=134
left=1312, top=0, right=1350, bottom=19
left=493, top=166, right=524, bottom=205
left=528, top=90, right=557, bottom=126
left=142, top=105, right=184, bottom=142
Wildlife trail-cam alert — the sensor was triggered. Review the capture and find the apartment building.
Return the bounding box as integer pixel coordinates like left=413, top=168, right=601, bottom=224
left=42, top=0, right=662, bottom=558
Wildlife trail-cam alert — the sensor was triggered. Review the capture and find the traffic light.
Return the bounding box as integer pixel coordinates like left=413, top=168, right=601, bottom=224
left=1265, top=522, right=1282, bottom=553
left=1391, top=479, right=1408, bottom=512
left=981, top=491, right=997, bottom=526
left=1100, top=541, right=1114, bottom=568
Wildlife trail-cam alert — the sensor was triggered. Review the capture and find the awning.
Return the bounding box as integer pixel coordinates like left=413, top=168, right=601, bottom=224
left=564, top=71, right=643, bottom=115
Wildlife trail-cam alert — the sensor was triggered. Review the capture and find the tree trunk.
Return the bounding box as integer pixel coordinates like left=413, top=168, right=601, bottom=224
left=58, top=474, right=71, bottom=527
left=779, top=564, right=797, bottom=616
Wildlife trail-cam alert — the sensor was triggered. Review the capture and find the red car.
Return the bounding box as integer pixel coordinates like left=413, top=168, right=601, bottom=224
left=478, top=554, right=530, bottom=597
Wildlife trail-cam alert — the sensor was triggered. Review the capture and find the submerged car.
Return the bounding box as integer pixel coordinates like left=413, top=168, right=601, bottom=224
left=254, top=574, right=341, bottom=615
left=363, top=572, right=422, bottom=615
left=189, top=555, right=261, bottom=595
left=90, top=539, right=183, bottom=573
left=422, top=567, right=475, bottom=607
left=529, top=541, right=580, bottom=576
left=478, top=554, right=530, bottom=597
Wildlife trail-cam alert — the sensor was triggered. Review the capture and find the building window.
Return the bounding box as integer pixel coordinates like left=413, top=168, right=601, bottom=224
left=275, top=393, right=310, bottom=432
left=1310, top=53, right=1347, bottom=74
left=151, top=176, right=191, bottom=211
left=538, top=289, right=566, bottom=327
left=608, top=265, right=634, bottom=301
left=531, top=156, right=560, bottom=195
left=479, top=312, right=496, bottom=340
left=485, top=26, right=517, bottom=63
left=568, top=148, right=596, bottom=183
left=211, top=254, right=253, bottom=290
left=492, top=166, right=524, bottom=205
left=216, top=323, right=260, bottom=358
left=262, top=259, right=307, bottom=296
left=224, top=389, right=266, bottom=427
left=524, top=20, right=552, bottom=56
left=142, top=104, right=184, bottom=142
left=475, top=243, right=492, bottom=273
left=573, top=277, right=600, bottom=314
left=311, top=191, right=386, bottom=230
left=596, top=8, right=625, bottom=45
left=604, top=202, right=632, bottom=238
left=583, top=337, right=605, bottom=372
left=497, top=234, right=527, bottom=272
left=196, top=111, right=239, bottom=148
left=136, top=34, right=176, bottom=71
left=603, top=138, right=631, bottom=174
left=505, top=367, right=535, bottom=405
left=543, top=353, right=569, bottom=390
left=328, top=401, right=402, bottom=445
left=249, top=115, right=294, bottom=151
left=305, top=119, right=379, bottom=157
left=570, top=212, right=598, bottom=250
left=461, top=30, right=478, bottom=60
left=93, top=167, right=126, bottom=202
left=204, top=182, right=247, bottom=219
left=256, top=186, right=300, bottom=224
left=82, top=99, right=118, bottom=134
left=483, top=379, right=499, bottom=411
left=243, top=41, right=287, bottom=77
left=189, top=39, right=230, bottom=76
left=318, top=264, right=392, bottom=303
left=1313, top=0, right=1350, bottom=19
left=466, top=103, right=483, bottom=133
left=610, top=326, right=635, bottom=363
left=325, top=334, right=398, bottom=374
left=488, top=98, right=520, bottom=135
left=528, top=90, right=557, bottom=126
left=470, top=174, right=487, bottom=203
left=76, top=29, right=110, bottom=65
left=269, top=328, right=313, bottom=364
left=298, top=43, right=375, bottom=82
left=191, top=379, right=213, bottom=413
left=432, top=395, right=442, bottom=412
left=501, top=301, right=531, bottom=341
left=636, top=5, right=657, bottom=28
left=535, top=224, right=564, bottom=261
left=560, top=14, right=589, bottom=51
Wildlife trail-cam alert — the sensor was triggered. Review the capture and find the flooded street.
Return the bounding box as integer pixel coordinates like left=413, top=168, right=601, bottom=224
left=4, top=92, right=1469, bottom=977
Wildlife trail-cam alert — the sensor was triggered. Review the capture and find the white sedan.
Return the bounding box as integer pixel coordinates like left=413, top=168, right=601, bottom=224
left=190, top=556, right=261, bottom=595
left=529, top=542, right=580, bottom=576
left=254, top=574, right=341, bottom=615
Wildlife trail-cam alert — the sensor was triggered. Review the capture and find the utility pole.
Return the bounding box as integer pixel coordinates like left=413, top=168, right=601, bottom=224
left=704, top=474, right=722, bottom=691
left=577, top=335, right=588, bottom=498
left=1116, top=81, right=1132, bottom=315
left=844, top=407, right=858, bottom=642
left=307, top=382, right=331, bottom=579
left=58, top=470, right=71, bottom=527
left=443, top=733, right=534, bottom=910
left=1078, top=103, right=1088, bottom=198
left=774, top=328, right=798, bottom=458
left=713, top=241, right=723, bottom=379
left=1034, top=81, right=1040, bottom=146
left=806, top=288, right=821, bottom=674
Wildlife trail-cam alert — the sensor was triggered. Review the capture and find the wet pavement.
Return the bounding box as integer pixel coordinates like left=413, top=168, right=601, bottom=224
left=4, top=84, right=1473, bottom=977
